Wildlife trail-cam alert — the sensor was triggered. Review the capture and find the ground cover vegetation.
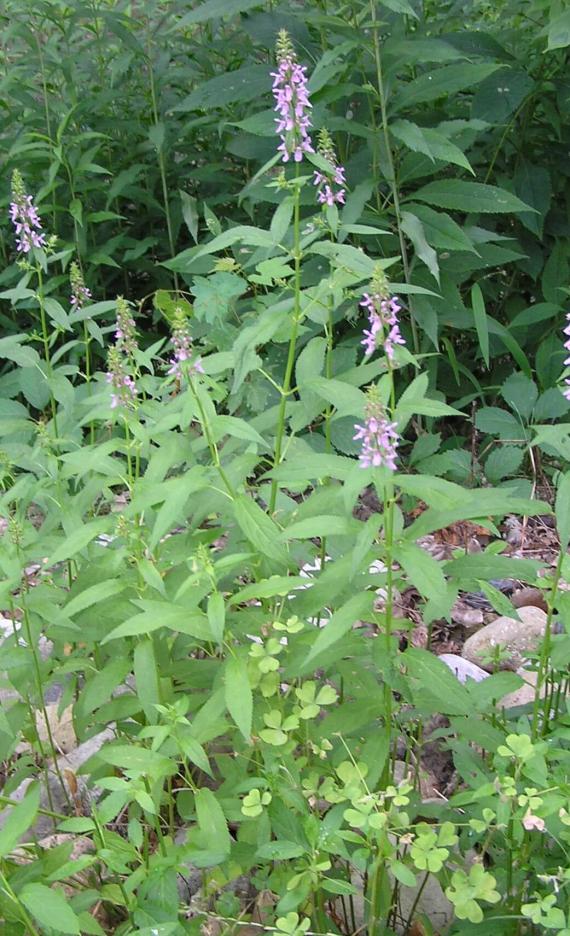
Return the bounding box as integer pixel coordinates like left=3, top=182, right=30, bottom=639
left=1, top=0, right=570, bottom=933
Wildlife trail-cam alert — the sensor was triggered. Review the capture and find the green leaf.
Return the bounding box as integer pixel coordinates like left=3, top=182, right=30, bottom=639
left=0, top=785, right=40, bottom=857
left=500, top=372, right=538, bottom=421
left=391, top=120, right=473, bottom=173
left=176, top=65, right=270, bottom=111
left=394, top=64, right=501, bottom=110
left=306, top=592, right=375, bottom=665
left=404, top=647, right=472, bottom=716
left=547, top=10, right=570, bottom=50
left=225, top=655, right=252, bottom=741
left=445, top=553, right=542, bottom=584
left=472, top=68, right=533, bottom=124
left=134, top=639, right=160, bottom=722
left=484, top=446, right=524, bottom=483
left=556, top=473, right=570, bottom=552
left=20, top=883, right=81, bottom=934
left=230, top=575, right=310, bottom=604
left=514, top=162, right=551, bottom=238
left=401, top=211, right=439, bottom=283
left=207, top=592, right=225, bottom=644
left=48, top=519, right=109, bottom=566
left=64, top=580, right=125, bottom=618
left=256, top=841, right=305, bottom=860
left=410, top=180, right=534, bottom=214
left=99, top=744, right=175, bottom=776
left=175, top=0, right=263, bottom=26
left=475, top=407, right=524, bottom=439
left=195, top=788, right=231, bottom=855
left=405, top=204, right=477, bottom=254
left=393, top=541, right=446, bottom=602
left=180, top=190, right=199, bottom=243
left=102, top=603, right=211, bottom=643
left=282, top=516, right=356, bottom=540
left=233, top=495, right=290, bottom=568
left=471, top=284, right=489, bottom=369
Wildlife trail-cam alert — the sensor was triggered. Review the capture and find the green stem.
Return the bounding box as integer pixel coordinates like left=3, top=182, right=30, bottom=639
left=21, top=602, right=72, bottom=811
left=148, top=41, right=179, bottom=291
left=36, top=267, right=59, bottom=439
left=532, top=548, right=564, bottom=739
left=369, top=1, right=419, bottom=356
left=0, top=867, right=41, bottom=936
left=189, top=377, right=235, bottom=499
left=269, top=176, right=302, bottom=513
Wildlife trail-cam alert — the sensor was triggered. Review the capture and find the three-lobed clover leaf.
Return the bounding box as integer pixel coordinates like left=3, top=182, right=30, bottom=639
left=295, top=680, right=338, bottom=719
left=445, top=863, right=501, bottom=923
left=410, top=823, right=455, bottom=873
left=259, top=709, right=299, bottom=746
left=497, top=732, right=535, bottom=762
left=241, top=788, right=272, bottom=817
left=249, top=638, right=282, bottom=673
left=275, top=913, right=310, bottom=936
left=521, top=893, right=566, bottom=929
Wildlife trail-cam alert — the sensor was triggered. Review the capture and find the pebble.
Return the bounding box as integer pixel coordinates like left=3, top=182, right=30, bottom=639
left=462, top=606, right=547, bottom=671
left=439, top=654, right=489, bottom=683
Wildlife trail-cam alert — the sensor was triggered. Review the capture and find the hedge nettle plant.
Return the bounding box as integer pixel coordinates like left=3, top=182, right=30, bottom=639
left=1, top=8, right=570, bottom=936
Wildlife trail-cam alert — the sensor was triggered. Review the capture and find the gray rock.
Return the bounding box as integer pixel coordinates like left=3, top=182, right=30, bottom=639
left=462, top=606, right=547, bottom=671
left=439, top=654, right=489, bottom=684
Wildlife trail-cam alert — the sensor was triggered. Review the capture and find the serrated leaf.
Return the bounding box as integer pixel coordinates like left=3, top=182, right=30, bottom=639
left=393, top=541, right=446, bottom=602
left=0, top=785, right=40, bottom=857
left=475, top=407, right=524, bottom=439
left=472, top=68, right=533, bottom=123
left=195, top=788, right=231, bottom=855
left=394, top=63, right=501, bottom=110
left=484, top=446, right=524, bottom=483
left=410, top=180, right=534, bottom=214
left=306, top=592, right=375, bottom=665
left=176, top=64, right=270, bottom=111
left=401, top=211, right=439, bottom=283
left=101, top=603, right=211, bottom=643
left=99, top=744, right=175, bottom=775
left=500, top=373, right=538, bottom=420
left=20, top=883, right=80, bottom=934
left=207, top=592, right=225, bottom=644
left=405, top=647, right=472, bottom=716
left=233, top=495, right=290, bottom=567
left=176, top=0, right=263, bottom=26
left=405, top=204, right=477, bottom=253
left=445, top=553, right=542, bottom=584
left=547, top=10, right=570, bottom=50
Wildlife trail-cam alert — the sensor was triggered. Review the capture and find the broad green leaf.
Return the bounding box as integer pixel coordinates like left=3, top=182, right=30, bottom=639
left=484, top=446, right=524, bottom=483
left=306, top=592, right=375, bottom=665
left=547, top=10, right=570, bottom=50
left=0, top=785, right=40, bottom=857
left=472, top=68, right=533, bottom=124
left=556, top=473, right=570, bottom=551
left=225, top=655, right=252, bottom=741
left=405, top=492, right=549, bottom=540
left=410, top=180, right=534, bottom=214
left=392, top=120, right=473, bottom=173
left=401, top=211, right=439, bottom=283
left=445, top=553, right=542, bottom=583
left=475, top=407, right=524, bottom=439
left=48, top=519, right=109, bottom=566
left=471, top=284, right=489, bottom=369
left=405, top=204, right=477, bottom=254
left=213, top=415, right=267, bottom=448
left=102, top=603, right=211, bottom=643
left=20, top=883, right=80, bottom=935
left=134, top=639, right=160, bottom=722
left=207, top=592, right=225, bottom=644
left=404, top=647, right=472, bottom=716
left=282, top=516, right=357, bottom=540
left=514, top=161, right=551, bottom=238
left=79, top=659, right=133, bottom=717
left=394, top=63, right=501, bottom=110
left=99, top=744, right=175, bottom=775
left=500, top=373, right=538, bottom=421
left=233, top=495, right=290, bottom=567
left=230, top=575, right=310, bottom=604
left=393, top=541, right=446, bottom=602
left=176, top=65, right=270, bottom=111
left=175, top=0, right=262, bottom=27
left=64, top=579, right=125, bottom=617
left=195, top=788, right=231, bottom=855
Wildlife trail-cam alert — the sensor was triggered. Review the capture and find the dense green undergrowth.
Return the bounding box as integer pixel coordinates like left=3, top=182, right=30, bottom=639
left=1, top=1, right=570, bottom=934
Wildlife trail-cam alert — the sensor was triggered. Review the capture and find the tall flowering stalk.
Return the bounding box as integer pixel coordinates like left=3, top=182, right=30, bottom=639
left=106, top=298, right=138, bottom=412
left=269, top=32, right=312, bottom=512
left=562, top=312, right=570, bottom=401
left=272, top=30, right=313, bottom=163
left=70, top=261, right=92, bottom=312
left=10, top=170, right=46, bottom=254
left=9, top=170, right=58, bottom=437
left=167, top=308, right=203, bottom=381
left=354, top=390, right=399, bottom=470
left=313, top=129, right=346, bottom=207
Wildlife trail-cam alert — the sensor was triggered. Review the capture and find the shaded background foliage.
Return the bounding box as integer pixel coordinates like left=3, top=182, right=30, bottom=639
left=1, top=0, right=570, bottom=468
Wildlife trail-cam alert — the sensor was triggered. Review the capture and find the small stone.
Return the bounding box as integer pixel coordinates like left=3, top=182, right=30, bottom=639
left=439, top=654, right=489, bottom=684
left=501, top=668, right=542, bottom=709
left=462, top=606, right=547, bottom=671
left=512, top=587, right=548, bottom=613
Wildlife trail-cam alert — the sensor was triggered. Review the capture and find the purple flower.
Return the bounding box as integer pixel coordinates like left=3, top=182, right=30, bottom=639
left=115, top=297, right=138, bottom=356
left=70, top=261, right=92, bottom=311
left=272, top=30, right=313, bottom=163
left=106, top=345, right=137, bottom=410
left=563, top=312, right=570, bottom=401
left=313, top=129, right=346, bottom=206
left=360, top=288, right=404, bottom=362
left=167, top=309, right=203, bottom=380
left=9, top=170, right=46, bottom=254
left=354, top=394, right=399, bottom=470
